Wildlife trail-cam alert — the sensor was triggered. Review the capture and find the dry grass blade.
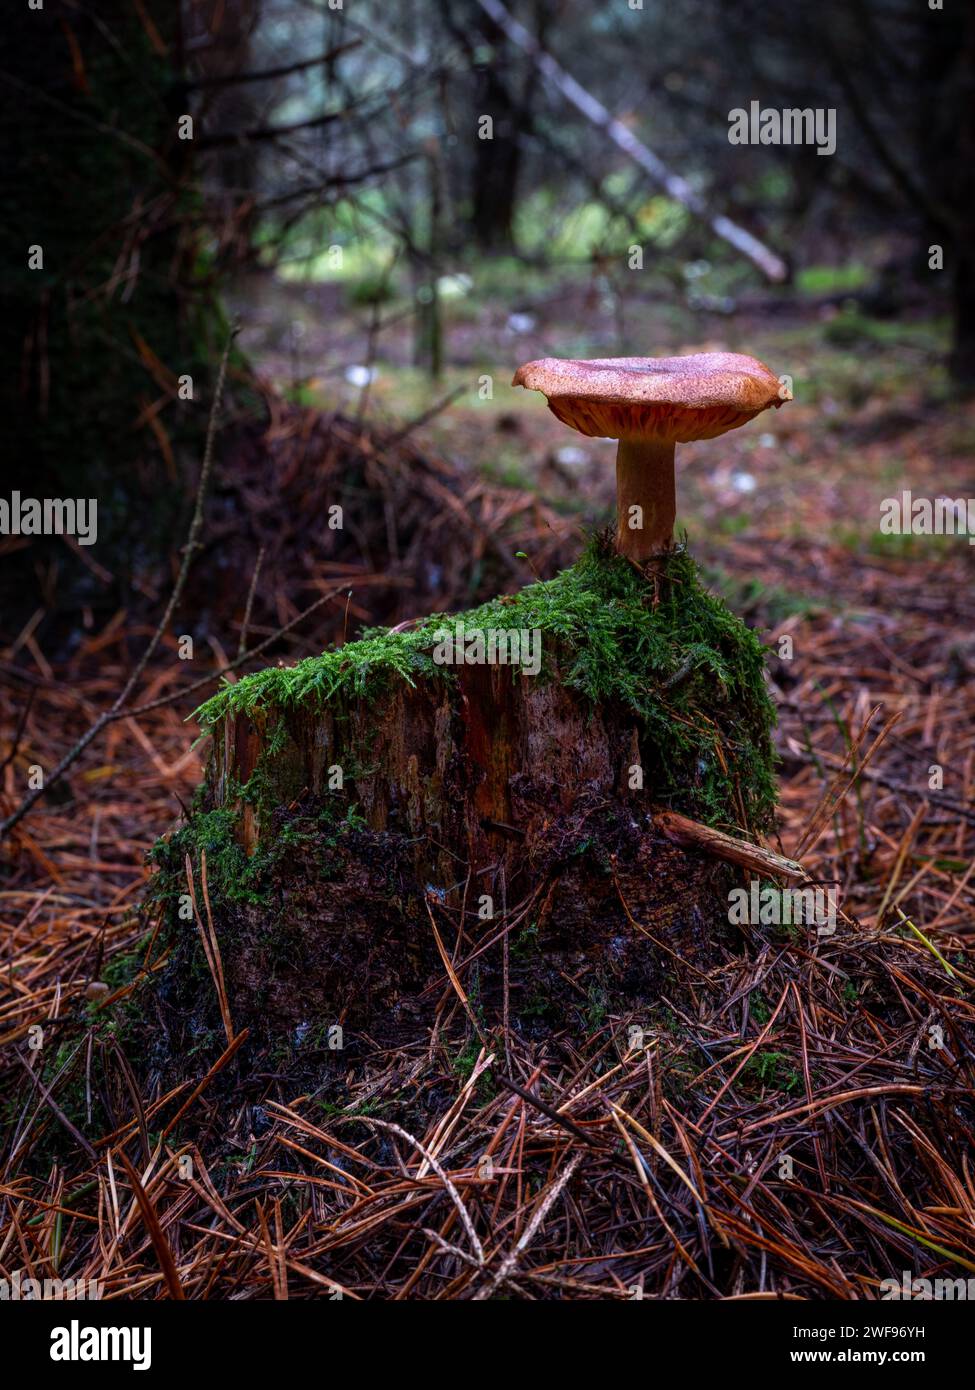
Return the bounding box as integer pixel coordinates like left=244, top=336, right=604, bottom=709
left=117, top=1151, right=186, bottom=1300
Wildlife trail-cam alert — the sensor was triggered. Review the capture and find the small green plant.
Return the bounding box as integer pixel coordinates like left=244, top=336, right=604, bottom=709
left=745, top=1049, right=802, bottom=1094
left=749, top=992, right=771, bottom=1025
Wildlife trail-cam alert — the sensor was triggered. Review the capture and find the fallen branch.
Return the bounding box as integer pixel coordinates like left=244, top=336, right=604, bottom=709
left=655, top=810, right=806, bottom=882
left=475, top=0, right=788, bottom=283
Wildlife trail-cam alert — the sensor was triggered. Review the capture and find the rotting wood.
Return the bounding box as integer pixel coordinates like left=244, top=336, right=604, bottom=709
left=654, top=810, right=806, bottom=882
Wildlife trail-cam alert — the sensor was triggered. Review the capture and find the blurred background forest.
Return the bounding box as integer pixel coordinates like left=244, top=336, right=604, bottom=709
left=3, top=0, right=975, bottom=1303
left=4, top=0, right=975, bottom=620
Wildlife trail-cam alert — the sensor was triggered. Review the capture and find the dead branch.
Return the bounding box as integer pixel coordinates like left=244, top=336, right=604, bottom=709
left=655, top=810, right=807, bottom=882
left=474, top=0, right=788, bottom=283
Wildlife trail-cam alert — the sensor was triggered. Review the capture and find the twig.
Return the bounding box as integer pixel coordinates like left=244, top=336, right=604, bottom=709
left=496, top=1074, right=602, bottom=1148
left=183, top=41, right=361, bottom=89
left=185, top=852, right=235, bottom=1047
left=237, top=544, right=266, bottom=660
left=471, top=1151, right=583, bottom=1299
left=655, top=810, right=807, bottom=882
left=0, top=687, right=35, bottom=776
left=13, top=1050, right=98, bottom=1162
left=117, top=583, right=348, bottom=724
left=348, top=1116, right=485, bottom=1268
left=117, top=1150, right=186, bottom=1300
left=0, top=325, right=237, bottom=843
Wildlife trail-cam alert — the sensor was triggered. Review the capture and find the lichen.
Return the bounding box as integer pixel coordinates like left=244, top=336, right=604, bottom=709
left=193, top=539, right=778, bottom=829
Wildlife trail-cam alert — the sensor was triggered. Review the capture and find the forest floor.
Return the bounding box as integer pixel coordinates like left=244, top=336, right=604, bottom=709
left=2, top=269, right=974, bottom=1298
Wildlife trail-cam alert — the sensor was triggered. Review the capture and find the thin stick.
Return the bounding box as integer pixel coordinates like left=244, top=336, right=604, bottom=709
left=237, top=544, right=266, bottom=660
left=471, top=1152, right=583, bottom=1299
left=120, top=583, right=348, bottom=723
left=655, top=810, right=807, bottom=882
left=474, top=0, right=787, bottom=282
left=117, top=1151, right=186, bottom=1300
left=0, top=325, right=237, bottom=842
left=184, top=853, right=234, bottom=1047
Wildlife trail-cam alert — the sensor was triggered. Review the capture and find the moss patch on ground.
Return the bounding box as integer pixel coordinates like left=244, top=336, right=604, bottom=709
left=194, top=539, right=778, bottom=829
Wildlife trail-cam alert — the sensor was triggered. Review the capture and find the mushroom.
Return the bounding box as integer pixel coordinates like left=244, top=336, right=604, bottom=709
left=513, top=352, right=790, bottom=563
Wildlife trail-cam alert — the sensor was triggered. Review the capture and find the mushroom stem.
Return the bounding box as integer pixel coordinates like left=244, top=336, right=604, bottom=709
left=614, top=439, right=676, bottom=562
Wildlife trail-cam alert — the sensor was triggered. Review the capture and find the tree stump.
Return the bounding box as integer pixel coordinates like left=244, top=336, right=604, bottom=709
left=147, top=544, right=778, bottom=1064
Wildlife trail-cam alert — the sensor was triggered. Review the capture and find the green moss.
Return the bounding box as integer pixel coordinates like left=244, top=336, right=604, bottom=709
left=145, top=795, right=365, bottom=964
left=744, top=1049, right=803, bottom=1094
left=100, top=931, right=157, bottom=992
left=148, top=804, right=285, bottom=913
left=193, top=630, right=445, bottom=729
left=795, top=262, right=871, bottom=297
left=193, top=541, right=777, bottom=830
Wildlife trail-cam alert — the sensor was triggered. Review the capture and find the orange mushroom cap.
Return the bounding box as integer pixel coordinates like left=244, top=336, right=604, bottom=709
left=512, top=352, right=789, bottom=444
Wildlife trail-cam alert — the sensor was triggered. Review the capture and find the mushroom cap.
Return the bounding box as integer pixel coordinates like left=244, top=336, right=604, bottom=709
left=512, top=352, right=789, bottom=443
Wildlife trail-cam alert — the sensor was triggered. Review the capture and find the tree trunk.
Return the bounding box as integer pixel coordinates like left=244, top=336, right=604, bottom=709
left=438, top=0, right=533, bottom=255
left=949, top=9, right=975, bottom=386
left=918, top=0, right=975, bottom=387
left=1, top=0, right=212, bottom=621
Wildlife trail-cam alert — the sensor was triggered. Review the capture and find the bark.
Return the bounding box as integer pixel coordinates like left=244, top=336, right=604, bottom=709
left=207, top=662, right=743, bottom=973
left=948, top=8, right=975, bottom=387
left=1, top=0, right=209, bottom=617
left=214, top=666, right=645, bottom=877
left=469, top=35, right=523, bottom=253
left=187, top=0, right=260, bottom=206
left=916, top=0, right=975, bottom=387
left=438, top=0, right=543, bottom=254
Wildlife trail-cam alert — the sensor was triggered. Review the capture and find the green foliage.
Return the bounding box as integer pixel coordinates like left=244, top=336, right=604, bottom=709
left=346, top=272, right=397, bottom=306
left=745, top=1049, right=803, bottom=1094
left=100, top=933, right=156, bottom=992
left=749, top=991, right=772, bottom=1026
left=149, top=806, right=273, bottom=909
left=146, top=787, right=366, bottom=942
left=193, top=630, right=447, bottom=729
left=796, top=263, right=871, bottom=296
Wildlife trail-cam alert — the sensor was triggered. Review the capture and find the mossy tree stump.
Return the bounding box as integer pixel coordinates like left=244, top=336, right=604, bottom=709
left=152, top=544, right=778, bottom=1056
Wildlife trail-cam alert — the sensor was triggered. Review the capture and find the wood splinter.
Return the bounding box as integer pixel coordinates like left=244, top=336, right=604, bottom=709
left=654, top=810, right=806, bottom=883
